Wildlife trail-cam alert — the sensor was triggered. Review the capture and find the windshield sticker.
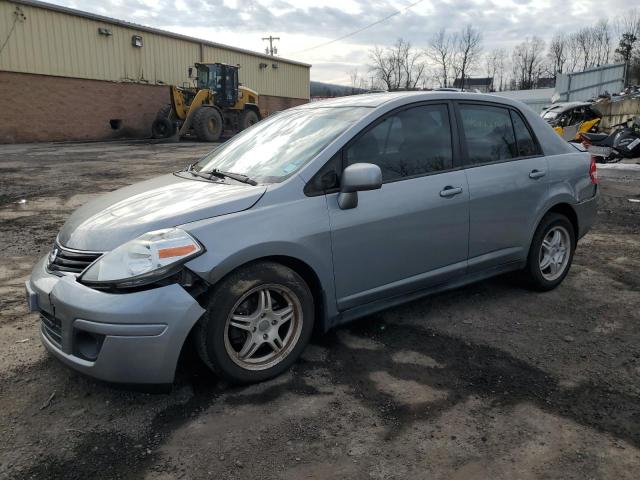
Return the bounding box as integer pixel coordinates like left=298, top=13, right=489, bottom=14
left=281, top=163, right=299, bottom=174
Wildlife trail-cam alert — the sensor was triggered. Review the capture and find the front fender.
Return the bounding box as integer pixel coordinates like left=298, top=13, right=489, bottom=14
left=181, top=194, right=338, bottom=329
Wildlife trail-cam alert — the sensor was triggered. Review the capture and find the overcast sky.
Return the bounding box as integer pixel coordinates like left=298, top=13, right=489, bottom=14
left=52, top=0, right=631, bottom=85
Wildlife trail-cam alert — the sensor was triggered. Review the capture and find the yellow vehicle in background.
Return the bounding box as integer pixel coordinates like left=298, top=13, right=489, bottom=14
left=152, top=63, right=263, bottom=142
left=541, top=102, right=601, bottom=141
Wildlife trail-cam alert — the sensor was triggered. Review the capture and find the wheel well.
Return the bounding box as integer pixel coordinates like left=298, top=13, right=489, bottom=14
left=547, top=203, right=579, bottom=239
left=264, top=256, right=325, bottom=332
left=201, top=256, right=326, bottom=332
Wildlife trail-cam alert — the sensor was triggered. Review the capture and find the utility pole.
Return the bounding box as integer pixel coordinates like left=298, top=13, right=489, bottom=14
left=262, top=36, right=280, bottom=56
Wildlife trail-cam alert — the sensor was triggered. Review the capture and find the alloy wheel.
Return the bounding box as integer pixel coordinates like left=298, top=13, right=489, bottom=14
left=539, top=225, right=571, bottom=281
left=224, top=284, right=303, bottom=371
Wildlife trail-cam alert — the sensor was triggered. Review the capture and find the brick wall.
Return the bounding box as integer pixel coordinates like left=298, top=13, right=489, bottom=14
left=0, top=71, right=169, bottom=143
left=259, top=95, right=307, bottom=116
left=0, top=71, right=308, bottom=144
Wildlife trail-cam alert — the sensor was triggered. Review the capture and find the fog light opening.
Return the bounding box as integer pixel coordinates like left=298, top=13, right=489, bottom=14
left=74, top=330, right=104, bottom=361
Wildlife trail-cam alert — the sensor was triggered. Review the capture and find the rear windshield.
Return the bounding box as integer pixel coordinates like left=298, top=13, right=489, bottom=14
left=194, top=107, right=370, bottom=184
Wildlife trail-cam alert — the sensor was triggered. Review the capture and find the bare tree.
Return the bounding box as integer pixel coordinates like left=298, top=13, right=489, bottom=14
left=495, top=48, right=508, bottom=91
left=564, top=32, right=582, bottom=73
left=614, top=8, right=640, bottom=41
left=454, top=25, right=483, bottom=90
left=547, top=33, right=567, bottom=77
left=369, top=39, right=426, bottom=91
left=592, top=19, right=612, bottom=66
left=484, top=48, right=508, bottom=91
left=574, top=27, right=593, bottom=70
left=426, top=29, right=454, bottom=87
left=401, top=43, right=427, bottom=89
left=484, top=51, right=496, bottom=90
left=348, top=68, right=359, bottom=94
left=369, top=45, right=395, bottom=91
left=512, top=36, right=546, bottom=89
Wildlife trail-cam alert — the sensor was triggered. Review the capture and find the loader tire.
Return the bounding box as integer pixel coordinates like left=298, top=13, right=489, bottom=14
left=193, top=107, right=223, bottom=142
left=151, top=117, right=175, bottom=139
left=240, top=109, right=259, bottom=130
left=156, top=104, right=172, bottom=119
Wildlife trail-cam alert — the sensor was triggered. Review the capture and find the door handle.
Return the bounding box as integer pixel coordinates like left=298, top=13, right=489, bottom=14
left=529, top=169, right=546, bottom=179
left=439, top=186, right=463, bottom=197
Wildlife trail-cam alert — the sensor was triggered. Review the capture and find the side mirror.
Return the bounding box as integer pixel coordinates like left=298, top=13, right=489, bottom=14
left=338, top=163, right=382, bottom=210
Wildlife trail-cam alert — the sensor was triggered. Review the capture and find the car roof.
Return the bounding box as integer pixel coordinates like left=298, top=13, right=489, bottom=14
left=542, top=101, right=592, bottom=113
left=296, top=91, right=524, bottom=110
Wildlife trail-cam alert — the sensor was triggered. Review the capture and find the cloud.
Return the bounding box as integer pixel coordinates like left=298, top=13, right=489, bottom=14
left=49, top=0, right=632, bottom=85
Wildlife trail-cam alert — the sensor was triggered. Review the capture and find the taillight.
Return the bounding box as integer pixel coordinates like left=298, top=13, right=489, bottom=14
left=589, top=156, right=598, bottom=184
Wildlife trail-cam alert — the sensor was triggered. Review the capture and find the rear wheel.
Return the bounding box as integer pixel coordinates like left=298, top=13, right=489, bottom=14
left=152, top=118, right=175, bottom=139
left=156, top=104, right=172, bottom=119
left=524, top=213, right=575, bottom=291
left=195, top=262, right=314, bottom=384
left=193, top=107, right=223, bottom=142
left=240, top=109, right=259, bottom=130
left=151, top=105, right=176, bottom=138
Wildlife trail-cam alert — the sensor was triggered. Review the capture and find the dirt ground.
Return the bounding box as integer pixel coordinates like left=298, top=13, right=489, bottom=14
left=0, top=141, right=639, bottom=480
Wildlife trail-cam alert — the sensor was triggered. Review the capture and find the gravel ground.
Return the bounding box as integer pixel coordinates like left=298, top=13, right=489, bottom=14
left=0, top=141, right=639, bottom=480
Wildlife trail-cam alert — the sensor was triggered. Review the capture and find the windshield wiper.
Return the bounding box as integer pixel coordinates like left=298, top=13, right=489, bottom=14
left=186, top=166, right=257, bottom=186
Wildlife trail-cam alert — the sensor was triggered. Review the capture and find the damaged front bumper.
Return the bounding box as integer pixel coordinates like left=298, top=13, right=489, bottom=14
left=26, top=255, right=205, bottom=385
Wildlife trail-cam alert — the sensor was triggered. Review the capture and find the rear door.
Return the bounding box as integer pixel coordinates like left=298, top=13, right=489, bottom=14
left=326, top=102, right=470, bottom=310
left=455, top=102, right=549, bottom=272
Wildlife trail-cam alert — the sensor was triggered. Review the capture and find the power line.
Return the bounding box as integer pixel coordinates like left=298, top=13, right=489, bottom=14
left=291, top=0, right=426, bottom=54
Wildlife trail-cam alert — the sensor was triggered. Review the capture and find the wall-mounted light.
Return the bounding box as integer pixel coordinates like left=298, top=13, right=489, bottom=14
left=259, top=63, right=268, bottom=69
left=98, top=27, right=112, bottom=36
left=131, top=35, right=143, bottom=48
left=272, top=63, right=279, bottom=69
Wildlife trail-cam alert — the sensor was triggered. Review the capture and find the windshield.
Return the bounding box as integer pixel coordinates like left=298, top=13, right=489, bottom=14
left=194, top=107, right=370, bottom=183
left=197, top=65, right=221, bottom=90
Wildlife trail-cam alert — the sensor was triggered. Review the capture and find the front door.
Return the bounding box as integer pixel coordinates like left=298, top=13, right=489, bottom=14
left=327, top=103, right=470, bottom=311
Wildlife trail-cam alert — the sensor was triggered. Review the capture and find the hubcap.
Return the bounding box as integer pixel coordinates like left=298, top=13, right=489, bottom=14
left=539, top=225, right=571, bottom=281
left=224, top=284, right=303, bottom=371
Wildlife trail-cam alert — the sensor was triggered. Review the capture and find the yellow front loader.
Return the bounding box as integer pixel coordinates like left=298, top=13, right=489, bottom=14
left=152, top=63, right=263, bottom=142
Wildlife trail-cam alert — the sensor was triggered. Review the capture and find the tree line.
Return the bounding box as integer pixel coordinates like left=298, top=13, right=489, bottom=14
left=359, top=9, right=640, bottom=92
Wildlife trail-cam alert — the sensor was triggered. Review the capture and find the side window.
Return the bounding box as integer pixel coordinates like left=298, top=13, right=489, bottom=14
left=345, top=104, right=453, bottom=183
left=304, top=152, right=341, bottom=196
left=510, top=111, right=541, bottom=157
left=459, top=104, right=516, bottom=165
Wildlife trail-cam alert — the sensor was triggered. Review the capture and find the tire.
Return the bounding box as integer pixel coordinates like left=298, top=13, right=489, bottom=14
left=193, top=107, right=223, bottom=142
left=156, top=104, right=172, bottom=119
left=239, top=109, right=259, bottom=130
left=194, top=262, right=314, bottom=384
left=524, top=212, right=576, bottom=291
left=151, top=117, right=175, bottom=139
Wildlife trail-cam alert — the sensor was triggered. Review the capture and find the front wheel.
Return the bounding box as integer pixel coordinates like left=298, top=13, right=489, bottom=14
left=524, top=213, right=575, bottom=291
left=193, top=107, right=223, bottom=142
left=239, top=109, right=259, bottom=130
left=195, top=262, right=314, bottom=384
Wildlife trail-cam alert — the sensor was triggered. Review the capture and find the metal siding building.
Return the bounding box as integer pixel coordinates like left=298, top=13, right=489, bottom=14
left=490, top=88, right=555, bottom=114
left=555, top=64, right=625, bottom=103
left=0, top=0, right=311, bottom=142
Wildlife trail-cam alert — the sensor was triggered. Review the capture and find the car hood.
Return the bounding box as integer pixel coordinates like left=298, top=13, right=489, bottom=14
left=58, top=173, right=266, bottom=251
